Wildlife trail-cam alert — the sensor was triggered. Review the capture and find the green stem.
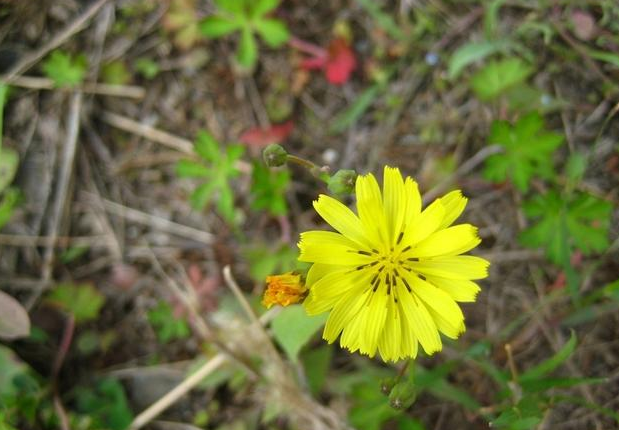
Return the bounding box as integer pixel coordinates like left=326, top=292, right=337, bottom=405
left=286, top=154, right=330, bottom=183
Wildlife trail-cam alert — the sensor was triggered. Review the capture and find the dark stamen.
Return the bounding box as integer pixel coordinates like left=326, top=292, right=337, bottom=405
left=402, top=278, right=412, bottom=292
left=418, top=274, right=426, bottom=281
left=401, top=245, right=411, bottom=253
left=407, top=257, right=419, bottom=261
left=357, top=250, right=372, bottom=256
left=371, top=248, right=379, bottom=254
left=370, top=273, right=379, bottom=285
left=396, top=231, right=404, bottom=245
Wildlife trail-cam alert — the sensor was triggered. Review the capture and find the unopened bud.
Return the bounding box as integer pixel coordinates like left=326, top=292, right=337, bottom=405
left=328, top=169, right=357, bottom=195
left=388, top=380, right=417, bottom=410
left=263, top=144, right=288, bottom=167
left=379, top=377, right=396, bottom=396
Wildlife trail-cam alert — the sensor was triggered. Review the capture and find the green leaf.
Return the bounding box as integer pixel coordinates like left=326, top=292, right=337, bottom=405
left=520, top=376, right=606, bottom=393
left=250, top=161, right=289, bottom=216
left=0, top=188, right=19, bottom=229
left=484, top=112, right=563, bottom=192
left=190, top=181, right=217, bottom=209
left=74, top=378, right=133, bottom=430
left=565, top=152, right=587, bottom=187
left=194, top=130, right=221, bottom=162
left=415, top=364, right=481, bottom=411
left=330, top=83, right=383, bottom=134
left=0, top=147, right=19, bottom=193
left=250, top=0, right=280, bottom=18
left=214, top=0, right=246, bottom=15
left=355, top=0, right=405, bottom=40
left=217, top=184, right=236, bottom=222
left=176, top=159, right=211, bottom=178
left=520, top=190, right=612, bottom=264
left=47, top=283, right=105, bottom=323
left=271, top=305, right=328, bottom=362
left=147, top=301, right=190, bottom=343
left=301, top=345, right=332, bottom=395
left=42, top=51, right=87, bottom=88
left=253, top=18, right=289, bottom=47
left=244, top=243, right=299, bottom=282
left=470, top=57, right=533, bottom=100
left=200, top=16, right=242, bottom=38
left=521, top=332, right=577, bottom=381
left=448, top=40, right=511, bottom=79
left=237, top=27, right=258, bottom=69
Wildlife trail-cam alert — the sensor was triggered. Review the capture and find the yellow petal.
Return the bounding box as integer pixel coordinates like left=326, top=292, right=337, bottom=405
left=438, top=190, right=467, bottom=229
left=425, top=276, right=481, bottom=302
left=355, top=173, right=389, bottom=247
left=358, top=288, right=388, bottom=357
left=412, top=224, right=481, bottom=258
left=410, top=256, right=490, bottom=280
left=298, top=231, right=371, bottom=265
left=396, top=283, right=441, bottom=355
left=407, top=274, right=464, bottom=336
left=382, top=166, right=406, bottom=245
left=323, top=288, right=367, bottom=343
left=313, top=194, right=370, bottom=248
left=378, top=299, right=402, bottom=361
left=408, top=198, right=445, bottom=244
left=306, top=263, right=344, bottom=286
left=305, top=270, right=367, bottom=315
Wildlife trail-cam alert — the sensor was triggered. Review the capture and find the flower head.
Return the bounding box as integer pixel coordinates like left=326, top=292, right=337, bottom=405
left=299, top=166, right=489, bottom=362
left=262, top=272, right=307, bottom=309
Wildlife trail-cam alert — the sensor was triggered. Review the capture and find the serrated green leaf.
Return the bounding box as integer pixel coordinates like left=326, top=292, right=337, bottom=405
left=484, top=112, right=563, bottom=192
left=200, top=15, right=242, bottom=38
left=250, top=161, right=289, bottom=216
left=471, top=57, right=533, bottom=100
left=271, top=305, right=327, bottom=362
left=214, top=0, right=246, bottom=15
left=448, top=40, right=511, bottom=79
left=74, top=378, right=133, bottom=430
left=217, top=184, right=236, bottom=222
left=190, top=181, right=217, bottom=209
left=47, top=283, right=105, bottom=323
left=147, top=301, right=190, bottom=343
left=521, top=332, right=577, bottom=381
left=176, top=159, right=210, bottom=178
left=194, top=130, right=220, bottom=162
left=237, top=27, right=258, bottom=69
left=42, top=51, right=87, bottom=88
left=520, top=190, right=611, bottom=264
left=253, top=18, right=289, bottom=47
left=250, top=0, right=279, bottom=18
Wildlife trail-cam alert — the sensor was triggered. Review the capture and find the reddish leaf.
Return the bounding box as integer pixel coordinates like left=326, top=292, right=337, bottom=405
left=239, top=121, right=294, bottom=148
left=324, top=38, right=357, bottom=85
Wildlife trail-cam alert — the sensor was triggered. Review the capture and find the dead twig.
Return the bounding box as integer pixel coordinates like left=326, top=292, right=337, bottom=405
left=27, top=92, right=83, bottom=310
left=82, top=192, right=215, bottom=245
left=3, top=0, right=110, bottom=82
left=3, top=75, right=145, bottom=99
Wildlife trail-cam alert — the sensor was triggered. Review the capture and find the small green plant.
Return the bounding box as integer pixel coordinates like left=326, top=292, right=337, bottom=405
left=176, top=131, right=245, bottom=223
left=46, top=283, right=105, bottom=323
left=470, top=57, right=533, bottom=101
left=520, top=190, right=612, bottom=266
left=72, top=378, right=133, bottom=430
left=484, top=112, right=564, bottom=192
left=200, top=0, right=290, bottom=70
left=41, top=51, right=87, bottom=88
left=250, top=161, right=289, bottom=216
left=147, top=301, right=190, bottom=343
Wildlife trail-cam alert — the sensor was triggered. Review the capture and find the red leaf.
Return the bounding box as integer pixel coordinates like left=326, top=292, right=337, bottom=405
left=324, top=38, right=357, bottom=85
left=239, top=121, right=294, bottom=148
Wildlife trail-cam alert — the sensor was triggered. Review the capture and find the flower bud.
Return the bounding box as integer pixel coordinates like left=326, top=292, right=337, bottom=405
left=262, top=272, right=307, bottom=309
left=379, top=377, right=396, bottom=395
left=327, top=169, right=357, bottom=195
left=388, top=380, right=417, bottom=410
left=263, top=144, right=288, bottom=167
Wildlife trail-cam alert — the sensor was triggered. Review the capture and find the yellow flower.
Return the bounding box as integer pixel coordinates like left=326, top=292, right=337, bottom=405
left=262, top=272, right=307, bottom=309
left=299, top=166, right=489, bottom=362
